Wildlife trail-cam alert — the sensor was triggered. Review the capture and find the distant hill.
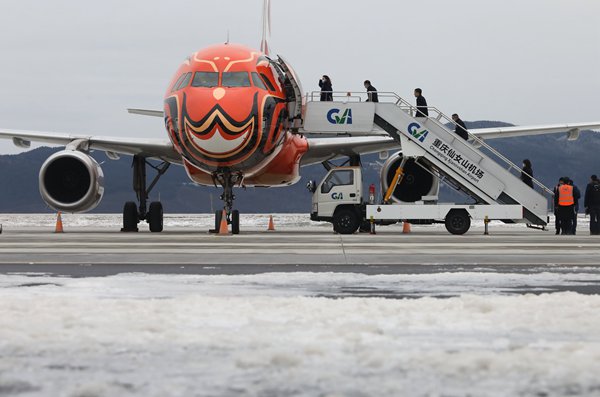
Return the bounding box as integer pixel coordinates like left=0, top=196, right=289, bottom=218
left=0, top=121, right=598, bottom=213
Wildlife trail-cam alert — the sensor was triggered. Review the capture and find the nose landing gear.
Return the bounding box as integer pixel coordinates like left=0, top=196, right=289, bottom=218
left=212, top=169, right=242, bottom=234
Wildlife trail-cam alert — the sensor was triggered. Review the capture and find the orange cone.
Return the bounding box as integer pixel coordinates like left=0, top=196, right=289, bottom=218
left=55, top=212, right=64, bottom=233
left=267, top=215, right=275, bottom=231
left=218, top=209, right=229, bottom=235
left=402, top=221, right=411, bottom=234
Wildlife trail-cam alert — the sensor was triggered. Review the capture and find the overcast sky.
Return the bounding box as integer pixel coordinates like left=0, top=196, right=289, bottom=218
left=0, top=0, right=598, bottom=154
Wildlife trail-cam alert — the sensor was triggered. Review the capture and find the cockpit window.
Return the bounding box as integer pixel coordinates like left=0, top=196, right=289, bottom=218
left=171, top=74, right=186, bottom=92
left=251, top=72, right=267, bottom=90
left=259, top=73, right=276, bottom=91
left=192, top=72, right=219, bottom=88
left=176, top=72, right=192, bottom=90
left=222, top=72, right=251, bottom=87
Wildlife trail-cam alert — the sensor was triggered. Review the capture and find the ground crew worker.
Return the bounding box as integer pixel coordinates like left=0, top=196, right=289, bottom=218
left=555, top=177, right=575, bottom=235
left=584, top=174, right=600, bottom=235
left=567, top=178, right=581, bottom=235
left=553, top=177, right=564, bottom=234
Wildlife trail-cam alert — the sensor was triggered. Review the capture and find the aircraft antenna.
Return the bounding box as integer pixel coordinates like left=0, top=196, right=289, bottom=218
left=260, top=0, right=271, bottom=55
left=226, top=30, right=230, bottom=45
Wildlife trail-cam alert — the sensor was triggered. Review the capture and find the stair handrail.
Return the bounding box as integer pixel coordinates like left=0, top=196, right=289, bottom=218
left=306, top=90, right=554, bottom=197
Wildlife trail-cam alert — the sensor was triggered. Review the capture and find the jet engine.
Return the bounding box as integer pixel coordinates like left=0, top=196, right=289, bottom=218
left=39, top=150, right=105, bottom=212
left=380, top=152, right=439, bottom=203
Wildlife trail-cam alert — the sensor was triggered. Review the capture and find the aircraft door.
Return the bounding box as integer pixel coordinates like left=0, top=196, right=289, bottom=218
left=276, top=55, right=304, bottom=130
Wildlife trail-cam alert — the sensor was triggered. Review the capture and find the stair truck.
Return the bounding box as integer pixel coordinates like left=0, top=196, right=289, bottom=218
left=308, top=166, right=524, bottom=235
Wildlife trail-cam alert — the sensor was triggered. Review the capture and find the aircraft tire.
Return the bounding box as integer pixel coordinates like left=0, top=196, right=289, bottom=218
left=215, top=210, right=223, bottom=232
left=445, top=209, right=471, bottom=235
left=333, top=208, right=360, bottom=235
left=231, top=210, right=240, bottom=235
left=122, top=201, right=138, bottom=232
left=148, top=201, right=164, bottom=233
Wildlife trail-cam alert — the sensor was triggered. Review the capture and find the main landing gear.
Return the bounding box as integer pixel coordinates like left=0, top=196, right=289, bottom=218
left=212, top=169, right=242, bottom=235
left=122, top=155, right=171, bottom=232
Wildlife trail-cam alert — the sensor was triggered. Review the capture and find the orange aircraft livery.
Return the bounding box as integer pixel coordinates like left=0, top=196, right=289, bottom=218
left=164, top=43, right=308, bottom=187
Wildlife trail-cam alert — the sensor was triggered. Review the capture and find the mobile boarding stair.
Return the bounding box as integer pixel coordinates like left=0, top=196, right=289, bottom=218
left=301, top=92, right=553, bottom=226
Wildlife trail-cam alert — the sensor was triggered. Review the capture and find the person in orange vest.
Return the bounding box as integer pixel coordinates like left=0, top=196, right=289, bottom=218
left=554, top=177, right=575, bottom=235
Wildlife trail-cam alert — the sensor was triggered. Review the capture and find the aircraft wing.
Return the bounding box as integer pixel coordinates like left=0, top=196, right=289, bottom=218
left=301, top=121, right=600, bottom=167
left=470, top=121, right=600, bottom=140
left=301, top=136, right=397, bottom=166
left=127, top=108, right=165, bottom=117
left=0, top=128, right=181, bottom=163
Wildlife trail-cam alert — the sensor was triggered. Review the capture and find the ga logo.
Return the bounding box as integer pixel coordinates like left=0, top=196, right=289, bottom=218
left=327, top=108, right=353, bottom=125
left=331, top=192, right=344, bottom=200
left=408, top=122, right=429, bottom=143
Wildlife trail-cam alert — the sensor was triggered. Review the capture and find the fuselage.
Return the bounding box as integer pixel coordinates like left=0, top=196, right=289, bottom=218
left=164, top=43, right=308, bottom=187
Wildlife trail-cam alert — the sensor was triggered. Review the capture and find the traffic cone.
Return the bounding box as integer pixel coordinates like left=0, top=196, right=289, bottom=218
left=55, top=212, right=64, bottom=233
left=267, top=215, right=275, bottom=231
left=218, top=209, right=229, bottom=235
left=402, top=221, right=411, bottom=234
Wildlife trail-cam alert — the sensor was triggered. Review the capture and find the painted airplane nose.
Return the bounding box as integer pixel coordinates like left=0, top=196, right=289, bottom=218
left=213, top=87, right=226, bottom=100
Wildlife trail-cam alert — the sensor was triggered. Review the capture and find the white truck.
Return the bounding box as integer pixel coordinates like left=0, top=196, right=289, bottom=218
left=308, top=166, right=524, bottom=235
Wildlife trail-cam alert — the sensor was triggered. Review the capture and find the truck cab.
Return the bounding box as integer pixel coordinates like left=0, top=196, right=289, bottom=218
left=309, top=166, right=364, bottom=234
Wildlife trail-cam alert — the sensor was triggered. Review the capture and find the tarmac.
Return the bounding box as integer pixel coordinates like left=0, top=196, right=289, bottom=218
left=0, top=224, right=599, bottom=277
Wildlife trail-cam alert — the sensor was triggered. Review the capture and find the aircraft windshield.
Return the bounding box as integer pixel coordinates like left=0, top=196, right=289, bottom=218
left=192, top=72, right=219, bottom=88
left=251, top=72, right=267, bottom=90
left=175, top=72, right=192, bottom=90
left=222, top=72, right=251, bottom=87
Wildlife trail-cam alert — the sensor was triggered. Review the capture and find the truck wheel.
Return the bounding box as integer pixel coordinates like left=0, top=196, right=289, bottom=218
left=445, top=210, right=471, bottom=235
left=333, top=208, right=360, bottom=234
left=359, top=220, right=371, bottom=233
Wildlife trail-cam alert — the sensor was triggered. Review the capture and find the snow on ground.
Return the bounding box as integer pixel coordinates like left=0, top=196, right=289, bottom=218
left=0, top=213, right=591, bottom=229
left=0, top=213, right=330, bottom=229
left=1, top=272, right=600, bottom=396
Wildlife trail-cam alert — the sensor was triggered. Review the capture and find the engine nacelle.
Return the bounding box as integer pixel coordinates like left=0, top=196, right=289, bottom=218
left=39, top=150, right=105, bottom=213
left=380, top=152, right=439, bottom=203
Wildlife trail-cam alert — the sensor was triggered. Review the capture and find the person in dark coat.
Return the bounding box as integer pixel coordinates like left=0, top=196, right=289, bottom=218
left=319, top=75, right=333, bottom=101
left=451, top=113, right=469, bottom=140
left=584, top=174, right=600, bottom=235
left=364, top=80, right=379, bottom=102
left=414, top=88, right=428, bottom=117
left=554, top=177, right=575, bottom=235
left=553, top=177, right=565, bottom=234
left=520, top=159, right=534, bottom=188
left=567, top=178, right=581, bottom=234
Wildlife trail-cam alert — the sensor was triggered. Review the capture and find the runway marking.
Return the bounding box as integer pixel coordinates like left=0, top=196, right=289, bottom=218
left=1, top=249, right=598, bottom=255
left=1, top=241, right=599, bottom=246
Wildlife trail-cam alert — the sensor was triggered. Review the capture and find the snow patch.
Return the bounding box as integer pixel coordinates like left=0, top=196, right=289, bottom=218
left=0, top=273, right=599, bottom=396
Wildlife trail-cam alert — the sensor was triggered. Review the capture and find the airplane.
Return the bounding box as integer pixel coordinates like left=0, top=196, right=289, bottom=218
left=1, top=0, right=599, bottom=233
